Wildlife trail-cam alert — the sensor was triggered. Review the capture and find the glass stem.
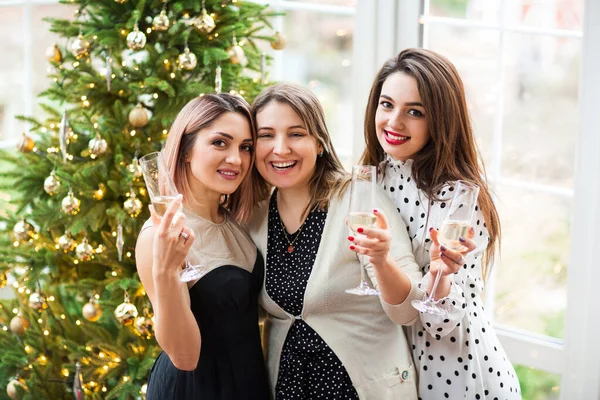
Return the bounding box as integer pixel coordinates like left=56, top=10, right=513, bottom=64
left=427, top=269, right=443, bottom=302
left=359, top=253, right=367, bottom=284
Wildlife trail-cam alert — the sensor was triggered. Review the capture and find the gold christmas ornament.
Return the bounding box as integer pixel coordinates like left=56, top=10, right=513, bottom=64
left=0, top=271, right=7, bottom=289
left=227, top=39, right=245, bottom=65
left=82, top=298, right=102, bottom=322
left=88, top=133, right=108, bottom=157
left=61, top=190, right=81, bottom=215
left=114, top=296, right=138, bottom=325
left=153, top=10, right=170, bottom=31
left=271, top=31, right=287, bottom=50
left=134, top=314, right=154, bottom=339
left=9, top=315, right=29, bottom=336
left=45, top=44, right=62, bottom=63
left=178, top=47, right=198, bottom=71
left=16, top=133, right=35, bottom=153
left=28, top=292, right=48, bottom=312
left=127, top=24, right=147, bottom=50
left=193, top=8, right=216, bottom=34
left=43, top=170, right=61, bottom=195
left=70, top=34, right=91, bottom=59
left=140, top=383, right=148, bottom=400
left=56, top=232, right=77, bottom=252
left=124, top=190, right=143, bottom=217
left=6, top=378, right=27, bottom=400
left=129, top=103, right=149, bottom=127
left=13, top=219, right=36, bottom=243
left=128, top=157, right=143, bottom=180
left=76, top=237, right=94, bottom=262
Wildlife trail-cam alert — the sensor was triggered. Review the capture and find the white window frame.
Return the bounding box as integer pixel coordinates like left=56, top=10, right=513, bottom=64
left=352, top=0, right=600, bottom=398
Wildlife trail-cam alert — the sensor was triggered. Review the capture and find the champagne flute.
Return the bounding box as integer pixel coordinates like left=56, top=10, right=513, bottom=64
left=412, top=180, right=479, bottom=315
left=139, top=151, right=207, bottom=282
left=345, top=165, right=380, bottom=296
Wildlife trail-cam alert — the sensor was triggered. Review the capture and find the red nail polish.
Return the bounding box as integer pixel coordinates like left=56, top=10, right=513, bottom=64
left=357, top=227, right=364, bottom=233
left=373, top=209, right=378, bottom=213
left=348, top=235, right=354, bottom=241
left=429, top=227, right=434, bottom=232
left=350, top=245, right=355, bottom=250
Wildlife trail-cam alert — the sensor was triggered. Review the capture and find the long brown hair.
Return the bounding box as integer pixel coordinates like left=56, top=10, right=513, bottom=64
left=162, top=94, right=262, bottom=222
left=360, top=48, right=500, bottom=278
left=252, top=83, right=349, bottom=217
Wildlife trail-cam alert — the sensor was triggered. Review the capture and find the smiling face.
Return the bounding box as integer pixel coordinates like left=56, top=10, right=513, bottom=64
left=374, top=72, right=430, bottom=161
left=186, top=111, right=253, bottom=197
left=254, top=101, right=322, bottom=193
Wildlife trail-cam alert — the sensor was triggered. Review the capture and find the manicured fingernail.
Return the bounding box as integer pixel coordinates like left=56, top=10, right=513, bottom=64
left=348, top=235, right=354, bottom=241
left=440, top=245, right=447, bottom=252
left=429, top=227, right=434, bottom=232
left=350, top=245, right=355, bottom=250
left=458, top=237, right=466, bottom=243
left=373, top=209, right=378, bottom=214
left=469, top=227, right=474, bottom=233
left=440, top=252, right=445, bottom=258
left=357, top=227, right=364, bottom=233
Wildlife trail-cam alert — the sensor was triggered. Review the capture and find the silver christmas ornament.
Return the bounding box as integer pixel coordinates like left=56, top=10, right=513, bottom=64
left=126, top=24, right=147, bottom=50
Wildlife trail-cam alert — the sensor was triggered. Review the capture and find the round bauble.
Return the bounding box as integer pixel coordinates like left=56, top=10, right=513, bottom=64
left=127, top=25, right=147, bottom=50
left=9, top=316, right=29, bottom=336
left=128, top=104, right=149, bottom=128
left=61, top=191, right=81, bottom=215
left=28, top=292, right=48, bottom=312
left=13, top=220, right=35, bottom=243
left=124, top=191, right=143, bottom=217
left=114, top=301, right=138, bottom=325
left=45, top=44, right=62, bottom=63
left=153, top=10, right=170, bottom=31
left=193, top=9, right=216, bottom=34
left=134, top=315, right=154, bottom=339
left=88, top=133, right=108, bottom=157
left=178, top=47, right=197, bottom=71
left=56, top=232, right=77, bottom=252
left=16, top=133, right=35, bottom=153
left=6, top=379, right=27, bottom=400
left=43, top=171, right=61, bottom=196
left=82, top=300, right=102, bottom=322
left=271, top=31, right=287, bottom=50
left=75, top=238, right=94, bottom=262
left=227, top=44, right=245, bottom=65
left=71, top=34, right=91, bottom=59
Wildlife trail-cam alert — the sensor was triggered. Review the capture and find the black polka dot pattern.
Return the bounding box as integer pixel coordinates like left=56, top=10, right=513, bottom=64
left=381, top=157, right=521, bottom=399
left=266, top=192, right=359, bottom=399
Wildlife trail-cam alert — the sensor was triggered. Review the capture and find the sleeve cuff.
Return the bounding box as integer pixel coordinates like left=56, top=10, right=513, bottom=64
left=380, top=278, right=423, bottom=326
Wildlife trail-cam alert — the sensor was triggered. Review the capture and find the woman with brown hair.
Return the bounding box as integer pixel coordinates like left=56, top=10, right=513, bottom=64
left=246, top=82, right=422, bottom=399
left=361, top=48, right=521, bottom=398
left=135, top=94, right=269, bottom=399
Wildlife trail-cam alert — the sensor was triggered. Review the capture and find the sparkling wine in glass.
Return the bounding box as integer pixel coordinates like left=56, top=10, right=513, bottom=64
left=345, top=165, right=380, bottom=296
left=412, top=180, right=479, bottom=315
left=139, top=151, right=207, bottom=282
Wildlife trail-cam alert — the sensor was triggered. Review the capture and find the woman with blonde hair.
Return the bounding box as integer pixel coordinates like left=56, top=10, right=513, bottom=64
left=361, top=48, right=520, bottom=398
left=136, top=94, right=269, bottom=399
left=246, top=82, right=422, bottom=399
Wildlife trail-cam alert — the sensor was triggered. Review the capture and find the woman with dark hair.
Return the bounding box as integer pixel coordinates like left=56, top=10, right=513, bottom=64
left=135, top=94, right=269, bottom=399
left=361, top=48, right=521, bottom=398
left=247, top=82, right=422, bottom=399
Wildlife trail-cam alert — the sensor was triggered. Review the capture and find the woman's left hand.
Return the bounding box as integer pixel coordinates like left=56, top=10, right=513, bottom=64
left=347, top=208, right=393, bottom=268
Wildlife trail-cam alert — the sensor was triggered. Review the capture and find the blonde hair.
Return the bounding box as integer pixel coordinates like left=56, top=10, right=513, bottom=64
left=162, top=94, right=261, bottom=222
left=252, top=83, right=349, bottom=217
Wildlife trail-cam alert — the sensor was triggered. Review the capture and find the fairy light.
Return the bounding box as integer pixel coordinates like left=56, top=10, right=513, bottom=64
left=146, top=27, right=152, bottom=34
left=123, top=376, right=130, bottom=382
left=170, top=72, right=176, bottom=79
left=76, top=320, right=82, bottom=325
left=39, top=355, right=47, bottom=365
left=153, top=93, right=158, bottom=99
left=130, top=130, right=136, bottom=137
left=60, top=314, right=66, bottom=319
left=112, top=271, right=118, bottom=277
left=126, top=252, right=132, bottom=258
left=25, top=289, right=31, bottom=294
left=74, top=260, right=79, bottom=265
left=120, top=29, right=127, bottom=36
left=86, top=346, right=92, bottom=351
left=37, top=318, right=42, bottom=323
left=102, top=387, right=107, bottom=392
left=2, top=326, right=7, bottom=332
left=48, top=296, right=55, bottom=301
left=99, top=352, right=105, bottom=358
left=103, top=365, right=109, bottom=371
left=112, top=231, right=117, bottom=237
left=43, top=329, right=50, bottom=336
left=73, top=61, right=80, bottom=68
left=12, top=307, right=18, bottom=313
left=24, top=345, right=32, bottom=354
left=95, top=294, right=100, bottom=300
left=114, top=357, right=121, bottom=363
left=18, top=287, right=24, bottom=293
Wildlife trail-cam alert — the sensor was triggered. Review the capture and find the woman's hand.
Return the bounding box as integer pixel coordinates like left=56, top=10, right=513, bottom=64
left=428, top=227, right=476, bottom=276
left=151, top=194, right=195, bottom=278
left=347, top=208, right=394, bottom=269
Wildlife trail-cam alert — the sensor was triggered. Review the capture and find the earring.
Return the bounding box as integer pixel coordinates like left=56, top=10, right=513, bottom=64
left=318, top=151, right=324, bottom=157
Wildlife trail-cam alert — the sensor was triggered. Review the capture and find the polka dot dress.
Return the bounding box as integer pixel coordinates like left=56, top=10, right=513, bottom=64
left=381, top=157, right=521, bottom=400
left=266, top=191, right=359, bottom=400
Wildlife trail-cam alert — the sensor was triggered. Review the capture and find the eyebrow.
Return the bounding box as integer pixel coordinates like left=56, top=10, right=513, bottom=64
left=380, top=94, right=423, bottom=107
left=212, top=132, right=253, bottom=142
left=257, top=125, right=307, bottom=131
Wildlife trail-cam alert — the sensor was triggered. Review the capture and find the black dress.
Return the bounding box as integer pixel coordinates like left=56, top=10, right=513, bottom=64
left=145, top=213, right=270, bottom=400
left=266, top=192, right=359, bottom=399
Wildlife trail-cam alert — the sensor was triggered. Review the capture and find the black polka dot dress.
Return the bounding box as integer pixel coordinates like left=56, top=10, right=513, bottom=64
left=266, top=192, right=359, bottom=400
left=381, top=156, right=521, bottom=400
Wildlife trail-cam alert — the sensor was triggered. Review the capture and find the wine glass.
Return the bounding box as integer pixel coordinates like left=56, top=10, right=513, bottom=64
left=412, top=180, right=480, bottom=314
left=139, top=151, right=207, bottom=282
left=345, top=165, right=380, bottom=296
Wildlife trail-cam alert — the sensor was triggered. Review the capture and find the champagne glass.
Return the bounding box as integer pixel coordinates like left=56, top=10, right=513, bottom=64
left=345, top=165, right=380, bottom=296
left=139, top=151, right=207, bottom=282
left=412, top=180, right=479, bottom=315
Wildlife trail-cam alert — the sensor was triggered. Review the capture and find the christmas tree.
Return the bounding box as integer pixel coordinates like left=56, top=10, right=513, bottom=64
left=0, top=0, right=282, bottom=398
